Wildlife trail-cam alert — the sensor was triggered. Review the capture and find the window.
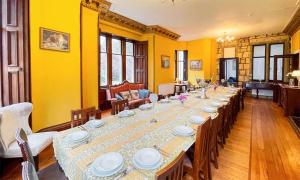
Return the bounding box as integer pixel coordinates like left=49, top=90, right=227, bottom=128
left=252, top=45, right=266, bottom=81
left=126, top=42, right=134, bottom=82
left=112, top=38, right=122, bottom=85
left=269, top=44, right=284, bottom=81
left=176, top=50, right=187, bottom=81
left=100, top=36, right=108, bottom=86
left=99, top=34, right=147, bottom=87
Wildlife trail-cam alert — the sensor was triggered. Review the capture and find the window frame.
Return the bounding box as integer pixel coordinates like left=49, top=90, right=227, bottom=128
left=252, top=44, right=267, bottom=81
left=125, top=40, right=135, bottom=83
left=99, top=33, right=137, bottom=87
left=175, top=50, right=188, bottom=81
left=268, top=43, right=285, bottom=82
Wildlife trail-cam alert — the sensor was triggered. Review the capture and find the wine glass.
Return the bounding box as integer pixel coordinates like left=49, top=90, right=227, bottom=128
left=149, top=93, right=158, bottom=123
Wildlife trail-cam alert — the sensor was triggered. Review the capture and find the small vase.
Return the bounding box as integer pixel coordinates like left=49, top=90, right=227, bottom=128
left=289, top=79, right=295, bottom=87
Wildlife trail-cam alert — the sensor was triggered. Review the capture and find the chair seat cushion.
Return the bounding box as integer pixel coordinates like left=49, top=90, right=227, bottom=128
left=1, top=131, right=56, bottom=158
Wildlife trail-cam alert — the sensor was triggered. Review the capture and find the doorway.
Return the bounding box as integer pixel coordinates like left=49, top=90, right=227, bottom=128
left=219, top=58, right=239, bottom=86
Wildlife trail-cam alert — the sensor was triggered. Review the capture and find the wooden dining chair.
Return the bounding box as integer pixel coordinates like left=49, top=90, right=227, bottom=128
left=71, top=106, right=101, bottom=128
left=183, top=118, right=211, bottom=180
left=111, top=99, right=129, bottom=115
left=209, top=108, right=224, bottom=169
left=156, top=151, right=185, bottom=180
left=16, top=128, right=67, bottom=180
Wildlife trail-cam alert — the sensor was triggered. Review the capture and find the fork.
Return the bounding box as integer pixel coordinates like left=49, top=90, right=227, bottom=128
left=153, top=145, right=170, bottom=157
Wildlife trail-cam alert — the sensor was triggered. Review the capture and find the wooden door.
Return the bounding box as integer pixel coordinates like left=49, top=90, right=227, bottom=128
left=134, top=41, right=148, bottom=88
left=0, top=0, right=30, bottom=107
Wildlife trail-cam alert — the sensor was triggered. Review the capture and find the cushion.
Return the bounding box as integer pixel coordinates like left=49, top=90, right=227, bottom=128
left=115, top=94, right=123, bottom=101
left=0, top=102, right=33, bottom=134
left=138, top=89, right=150, bottom=99
left=130, top=90, right=139, bottom=100
left=0, top=131, right=56, bottom=158
left=119, top=91, right=132, bottom=101
left=0, top=110, right=22, bottom=151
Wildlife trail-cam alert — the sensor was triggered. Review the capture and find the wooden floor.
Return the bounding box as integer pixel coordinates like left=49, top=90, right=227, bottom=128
left=1, top=97, right=300, bottom=180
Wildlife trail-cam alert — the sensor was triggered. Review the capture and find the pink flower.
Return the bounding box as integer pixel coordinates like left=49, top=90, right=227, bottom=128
left=178, top=94, right=187, bottom=102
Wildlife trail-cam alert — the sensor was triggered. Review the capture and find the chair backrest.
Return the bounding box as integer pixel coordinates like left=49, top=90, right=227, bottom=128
left=111, top=99, right=129, bottom=115
left=156, top=151, right=185, bottom=180
left=209, top=112, right=221, bottom=149
left=158, top=83, right=175, bottom=96
left=71, top=109, right=87, bottom=128
left=16, top=128, right=35, bottom=166
left=70, top=106, right=101, bottom=128
left=22, top=161, right=39, bottom=180
left=193, top=118, right=211, bottom=175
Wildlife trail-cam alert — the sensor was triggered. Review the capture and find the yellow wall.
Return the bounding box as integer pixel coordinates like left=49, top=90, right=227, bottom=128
left=81, top=7, right=99, bottom=109
left=30, top=0, right=82, bottom=131
left=291, top=29, right=300, bottom=53
left=186, top=38, right=216, bottom=84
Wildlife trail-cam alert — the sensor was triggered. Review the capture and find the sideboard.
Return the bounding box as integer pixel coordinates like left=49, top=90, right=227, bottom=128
left=277, top=84, right=300, bottom=116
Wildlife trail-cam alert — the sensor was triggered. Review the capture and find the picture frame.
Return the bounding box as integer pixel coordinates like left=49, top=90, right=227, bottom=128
left=161, top=55, right=170, bottom=68
left=190, top=60, right=202, bottom=70
left=40, top=27, right=70, bottom=52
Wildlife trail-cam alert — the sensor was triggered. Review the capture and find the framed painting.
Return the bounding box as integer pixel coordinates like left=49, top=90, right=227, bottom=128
left=190, top=60, right=202, bottom=70
left=161, top=55, right=170, bottom=68
left=40, top=27, right=70, bottom=52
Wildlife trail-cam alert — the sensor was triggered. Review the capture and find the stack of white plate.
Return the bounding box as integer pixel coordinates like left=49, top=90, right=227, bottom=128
left=139, top=103, right=153, bottom=110
left=118, top=110, right=135, bottom=118
left=86, top=120, right=105, bottom=129
left=172, top=126, right=194, bottom=136
left=64, top=131, right=89, bottom=147
left=214, top=96, right=229, bottom=102
left=190, top=116, right=206, bottom=124
left=210, top=101, right=223, bottom=107
left=159, top=99, right=171, bottom=104
left=201, top=106, right=218, bottom=113
left=133, top=148, right=163, bottom=170
left=91, top=152, right=124, bottom=177
left=170, top=95, right=178, bottom=100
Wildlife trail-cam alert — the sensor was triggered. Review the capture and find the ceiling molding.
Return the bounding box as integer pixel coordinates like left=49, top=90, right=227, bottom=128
left=146, top=25, right=181, bottom=40
left=81, top=0, right=181, bottom=40
left=283, top=6, right=300, bottom=36
left=81, top=0, right=111, bottom=13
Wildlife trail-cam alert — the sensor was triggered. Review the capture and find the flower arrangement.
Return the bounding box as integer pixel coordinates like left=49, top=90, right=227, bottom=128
left=178, top=94, right=188, bottom=104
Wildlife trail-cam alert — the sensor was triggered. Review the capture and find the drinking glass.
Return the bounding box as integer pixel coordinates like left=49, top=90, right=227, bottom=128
left=149, top=93, right=158, bottom=123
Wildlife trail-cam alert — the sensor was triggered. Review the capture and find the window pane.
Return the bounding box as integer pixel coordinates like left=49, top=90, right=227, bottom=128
left=126, top=42, right=133, bottom=56
left=100, top=36, right=106, bottom=52
left=253, top=45, right=265, bottom=57
left=126, top=56, right=134, bottom=82
left=270, top=44, right=284, bottom=56
left=112, top=55, right=122, bottom=85
left=112, top=38, right=121, bottom=54
left=269, top=57, right=274, bottom=81
left=253, top=57, right=265, bottom=80
left=177, top=51, right=184, bottom=81
left=100, top=53, right=107, bottom=86
left=277, top=58, right=283, bottom=81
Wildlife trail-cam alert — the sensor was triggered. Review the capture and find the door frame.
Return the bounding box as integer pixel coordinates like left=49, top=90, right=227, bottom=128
left=219, top=57, right=239, bottom=86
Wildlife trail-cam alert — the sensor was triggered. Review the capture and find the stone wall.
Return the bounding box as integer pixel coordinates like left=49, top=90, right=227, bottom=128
left=216, top=33, right=290, bottom=85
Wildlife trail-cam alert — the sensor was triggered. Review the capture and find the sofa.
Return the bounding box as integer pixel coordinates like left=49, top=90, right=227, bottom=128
left=107, top=80, right=150, bottom=108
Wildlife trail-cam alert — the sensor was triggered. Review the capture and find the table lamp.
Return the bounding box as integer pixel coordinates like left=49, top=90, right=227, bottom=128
left=292, top=70, right=300, bottom=87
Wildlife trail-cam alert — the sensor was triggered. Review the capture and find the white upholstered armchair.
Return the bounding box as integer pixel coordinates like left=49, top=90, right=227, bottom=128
left=0, top=103, right=56, bottom=166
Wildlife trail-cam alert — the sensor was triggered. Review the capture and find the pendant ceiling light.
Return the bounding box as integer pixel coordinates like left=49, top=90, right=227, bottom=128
left=217, top=32, right=235, bottom=43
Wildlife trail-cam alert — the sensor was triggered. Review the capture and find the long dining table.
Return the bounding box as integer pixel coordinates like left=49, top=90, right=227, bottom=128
left=53, top=87, right=239, bottom=180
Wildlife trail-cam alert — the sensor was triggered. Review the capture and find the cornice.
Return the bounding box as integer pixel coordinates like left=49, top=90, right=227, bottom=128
left=283, top=7, right=300, bottom=36
left=81, top=0, right=181, bottom=40
left=146, top=25, right=181, bottom=40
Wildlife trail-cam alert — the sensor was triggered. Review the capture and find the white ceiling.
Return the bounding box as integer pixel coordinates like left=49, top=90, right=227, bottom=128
left=108, top=0, right=299, bottom=41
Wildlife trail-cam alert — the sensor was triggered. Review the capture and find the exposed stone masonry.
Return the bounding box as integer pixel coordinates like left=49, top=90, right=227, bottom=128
left=216, top=33, right=290, bottom=86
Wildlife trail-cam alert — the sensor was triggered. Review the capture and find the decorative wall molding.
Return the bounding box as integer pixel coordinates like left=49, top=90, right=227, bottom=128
left=283, top=7, right=300, bottom=35
left=81, top=0, right=111, bottom=13
left=81, top=0, right=181, bottom=40
left=146, top=25, right=181, bottom=40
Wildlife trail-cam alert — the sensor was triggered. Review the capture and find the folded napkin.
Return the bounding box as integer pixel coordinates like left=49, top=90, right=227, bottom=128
left=139, top=103, right=153, bottom=110
left=190, top=115, right=207, bottom=124
left=118, top=110, right=135, bottom=118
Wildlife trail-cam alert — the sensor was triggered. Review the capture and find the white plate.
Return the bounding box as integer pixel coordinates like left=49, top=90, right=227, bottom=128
left=173, top=126, right=194, bottom=136
left=159, top=99, right=171, bottom=103
left=133, top=148, right=162, bottom=170
left=118, top=110, right=135, bottom=118
left=201, top=106, right=217, bottom=113
left=65, top=131, right=89, bottom=143
left=170, top=96, right=178, bottom=100
left=91, top=162, right=124, bottom=177
left=91, top=152, right=124, bottom=177
left=87, top=120, right=104, bottom=128
left=210, top=101, right=223, bottom=107
left=139, top=103, right=153, bottom=110
left=190, top=116, right=206, bottom=124
left=133, top=156, right=163, bottom=170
